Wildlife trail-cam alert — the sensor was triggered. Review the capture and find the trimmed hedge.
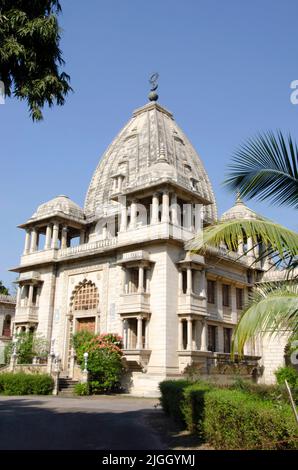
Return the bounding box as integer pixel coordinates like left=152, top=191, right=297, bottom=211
left=0, top=373, right=54, bottom=395
left=181, top=382, right=212, bottom=435
left=159, top=379, right=298, bottom=450
left=204, top=388, right=298, bottom=450
left=159, top=380, right=189, bottom=424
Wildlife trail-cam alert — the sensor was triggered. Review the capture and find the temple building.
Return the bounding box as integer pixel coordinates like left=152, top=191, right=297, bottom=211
left=10, top=90, right=290, bottom=395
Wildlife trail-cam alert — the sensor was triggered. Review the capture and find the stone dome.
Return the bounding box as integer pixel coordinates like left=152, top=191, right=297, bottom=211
left=221, top=196, right=261, bottom=221
left=84, top=101, right=217, bottom=222
left=30, top=195, right=85, bottom=223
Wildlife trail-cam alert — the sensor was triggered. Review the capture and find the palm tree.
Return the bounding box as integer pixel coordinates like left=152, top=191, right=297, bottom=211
left=188, top=131, right=298, bottom=354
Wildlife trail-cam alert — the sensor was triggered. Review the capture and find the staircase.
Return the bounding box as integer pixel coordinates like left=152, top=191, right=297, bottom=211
left=58, top=377, right=79, bottom=396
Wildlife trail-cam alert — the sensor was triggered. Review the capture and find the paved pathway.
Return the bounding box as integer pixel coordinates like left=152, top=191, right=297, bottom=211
left=0, top=395, right=165, bottom=450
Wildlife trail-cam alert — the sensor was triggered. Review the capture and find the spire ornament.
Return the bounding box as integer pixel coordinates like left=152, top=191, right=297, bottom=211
left=148, top=73, right=159, bottom=102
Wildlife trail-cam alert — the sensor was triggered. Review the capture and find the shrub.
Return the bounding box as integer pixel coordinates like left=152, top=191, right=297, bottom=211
left=5, top=332, right=49, bottom=364
left=74, top=383, right=90, bottom=396
left=72, top=331, right=123, bottom=393
left=204, top=388, right=298, bottom=450
left=275, top=366, right=298, bottom=388
left=0, top=373, right=53, bottom=395
left=181, top=382, right=212, bottom=435
left=159, top=380, right=190, bottom=425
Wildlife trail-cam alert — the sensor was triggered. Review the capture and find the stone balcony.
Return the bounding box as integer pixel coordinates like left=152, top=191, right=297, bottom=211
left=178, top=350, right=261, bottom=377
left=123, top=349, right=152, bottom=372
left=15, top=306, right=39, bottom=323
left=16, top=222, right=195, bottom=270
left=118, top=292, right=150, bottom=315
left=20, top=249, right=58, bottom=267
left=177, top=292, right=207, bottom=316
left=118, top=221, right=195, bottom=245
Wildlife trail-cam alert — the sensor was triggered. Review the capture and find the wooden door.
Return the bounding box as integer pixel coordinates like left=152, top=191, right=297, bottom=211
left=76, top=317, right=95, bottom=334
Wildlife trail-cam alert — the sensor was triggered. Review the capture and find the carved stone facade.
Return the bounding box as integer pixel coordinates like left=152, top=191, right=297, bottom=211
left=11, top=100, right=289, bottom=395
left=0, top=295, right=15, bottom=364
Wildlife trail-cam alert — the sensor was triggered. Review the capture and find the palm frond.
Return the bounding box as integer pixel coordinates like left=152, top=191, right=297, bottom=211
left=186, top=218, right=298, bottom=263
left=224, top=130, right=298, bottom=208
left=232, top=283, right=298, bottom=355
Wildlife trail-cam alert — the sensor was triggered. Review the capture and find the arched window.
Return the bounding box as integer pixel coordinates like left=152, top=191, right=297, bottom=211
left=70, top=280, right=99, bottom=312
left=2, top=315, right=11, bottom=337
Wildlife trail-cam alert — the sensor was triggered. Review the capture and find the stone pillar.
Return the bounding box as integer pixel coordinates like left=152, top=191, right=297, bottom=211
left=120, top=202, right=127, bottom=232
left=171, top=193, right=179, bottom=225
left=238, top=238, right=244, bottom=256
left=30, top=228, right=38, bottom=253
left=231, top=285, right=238, bottom=324
left=199, top=270, right=206, bottom=298
left=186, top=267, right=192, bottom=294
left=23, top=230, right=31, bottom=255
left=102, top=225, right=107, bottom=239
left=217, top=281, right=223, bottom=320
left=45, top=224, right=52, bottom=249
left=130, top=200, right=137, bottom=229
left=137, top=316, right=143, bottom=349
left=178, top=270, right=183, bottom=294
left=145, top=320, right=149, bottom=349
left=16, top=286, right=21, bottom=307
left=51, top=223, right=59, bottom=249
left=161, top=190, right=170, bottom=223
left=217, top=326, right=224, bottom=353
left=178, top=319, right=184, bottom=350
left=151, top=192, right=159, bottom=224
left=247, top=237, right=255, bottom=262
left=61, top=226, right=68, bottom=249
left=28, top=285, right=34, bottom=306
left=187, top=318, right=193, bottom=351
left=200, top=320, right=207, bottom=351
left=80, top=230, right=86, bottom=244
left=194, top=203, right=202, bottom=232
left=184, top=204, right=192, bottom=231
left=138, top=266, right=144, bottom=293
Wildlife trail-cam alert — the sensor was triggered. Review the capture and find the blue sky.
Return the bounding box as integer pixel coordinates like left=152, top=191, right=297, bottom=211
left=1, top=0, right=297, bottom=290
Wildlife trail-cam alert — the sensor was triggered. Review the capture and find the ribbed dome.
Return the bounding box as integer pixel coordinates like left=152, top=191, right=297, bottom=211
left=84, top=102, right=217, bottom=221
left=221, top=197, right=261, bottom=221
left=30, top=195, right=85, bottom=223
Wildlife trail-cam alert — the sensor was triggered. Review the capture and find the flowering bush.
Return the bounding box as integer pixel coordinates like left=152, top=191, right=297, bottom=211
left=72, top=331, right=123, bottom=393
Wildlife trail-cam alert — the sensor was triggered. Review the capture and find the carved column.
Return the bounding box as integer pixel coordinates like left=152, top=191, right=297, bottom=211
left=138, top=265, right=144, bottom=293
left=178, top=319, right=184, bottom=350
left=161, top=190, right=170, bottom=223
left=80, top=230, right=86, bottom=244
left=171, top=193, right=179, bottom=225
left=61, top=226, right=68, bottom=249
left=130, top=200, right=137, bottom=229
left=51, top=223, right=59, bottom=249
left=178, top=270, right=183, bottom=295
left=187, top=318, right=193, bottom=351
left=45, top=224, right=52, bottom=249
left=136, top=316, right=143, bottom=350
left=30, top=228, right=38, bottom=253
left=120, top=201, right=127, bottom=232
left=194, top=203, right=202, bottom=232
left=23, top=230, right=31, bottom=255
left=200, top=319, right=207, bottom=351
left=28, top=285, right=34, bottom=306
left=151, top=192, right=159, bottom=224
left=199, top=270, right=206, bottom=297
left=186, top=267, right=192, bottom=294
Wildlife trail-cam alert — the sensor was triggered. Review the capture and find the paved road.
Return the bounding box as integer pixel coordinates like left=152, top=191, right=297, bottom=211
left=0, top=395, right=165, bottom=450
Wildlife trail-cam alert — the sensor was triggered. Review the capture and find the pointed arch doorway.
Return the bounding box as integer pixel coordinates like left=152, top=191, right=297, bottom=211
left=65, top=279, right=100, bottom=374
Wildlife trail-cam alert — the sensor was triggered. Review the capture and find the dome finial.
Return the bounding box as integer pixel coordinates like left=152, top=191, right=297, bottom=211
left=148, top=72, right=159, bottom=102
